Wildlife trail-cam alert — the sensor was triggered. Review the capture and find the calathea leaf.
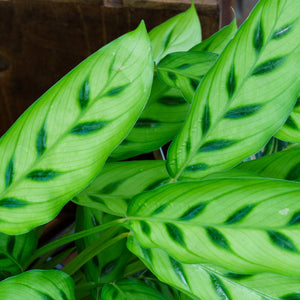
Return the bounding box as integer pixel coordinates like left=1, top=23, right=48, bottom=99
left=0, top=269, right=75, bottom=299
left=127, top=178, right=300, bottom=276
left=0, top=231, right=38, bottom=280
left=110, top=78, right=190, bottom=161
left=73, top=160, right=169, bottom=216
left=157, top=51, right=218, bottom=103
left=149, top=4, right=201, bottom=64
left=128, top=237, right=300, bottom=300
left=0, top=22, right=153, bottom=234
left=191, top=18, right=237, bottom=54
left=101, top=278, right=168, bottom=300
left=166, top=0, right=300, bottom=181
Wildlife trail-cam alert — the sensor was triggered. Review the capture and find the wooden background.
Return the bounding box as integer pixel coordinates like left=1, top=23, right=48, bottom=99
left=0, top=0, right=232, bottom=137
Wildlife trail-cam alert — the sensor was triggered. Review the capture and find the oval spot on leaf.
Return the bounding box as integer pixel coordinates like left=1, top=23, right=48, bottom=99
left=135, top=119, right=161, bottom=128
left=151, top=203, right=168, bottom=216
left=36, top=124, right=47, bottom=157
left=285, top=163, right=300, bottom=181
left=272, top=23, right=293, bottom=39
left=71, top=121, right=108, bottom=135
left=225, top=204, right=255, bottom=224
left=78, top=79, right=90, bottom=110
left=99, top=179, right=124, bottom=194
left=224, top=104, right=262, bottom=119
left=5, top=158, right=14, bottom=188
left=202, top=103, right=210, bottom=135
left=185, top=163, right=209, bottom=172
left=141, top=247, right=153, bottom=263
left=168, top=72, right=177, bottom=81
left=268, top=231, right=297, bottom=252
left=89, top=195, right=106, bottom=206
left=105, top=84, right=128, bottom=96
left=224, top=272, right=253, bottom=280
left=169, top=256, right=189, bottom=288
left=145, top=179, right=168, bottom=192
left=288, top=211, right=300, bottom=226
left=180, top=203, right=207, bottom=220
left=227, top=64, right=236, bottom=98
left=0, top=198, right=28, bottom=208
left=158, top=96, right=186, bottom=106
left=281, top=292, right=300, bottom=300
left=198, top=140, right=236, bottom=152
left=252, top=57, right=286, bottom=75
left=141, top=221, right=151, bottom=235
left=27, top=170, right=59, bottom=181
left=165, top=223, right=185, bottom=247
left=206, top=227, right=230, bottom=250
left=210, top=273, right=232, bottom=300
left=177, top=63, right=191, bottom=70
left=101, top=259, right=118, bottom=276
left=253, top=19, right=264, bottom=54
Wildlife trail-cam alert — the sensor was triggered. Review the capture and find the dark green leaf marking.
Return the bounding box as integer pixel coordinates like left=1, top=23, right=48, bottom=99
left=281, top=293, right=300, bottom=300
left=185, top=163, right=209, bottom=172
left=289, top=211, right=300, bottom=226
left=27, top=170, right=59, bottom=181
left=253, top=19, right=264, bottom=54
left=37, top=124, right=47, bottom=157
left=285, top=163, right=300, bottom=181
left=89, top=195, right=106, bottom=206
left=272, top=23, right=293, bottom=39
left=145, top=179, right=168, bottom=191
left=5, top=158, right=14, bottom=187
left=252, top=57, right=286, bottom=75
left=141, top=247, right=153, bottom=263
left=227, top=64, right=236, bottom=98
left=7, top=236, right=15, bottom=253
left=177, top=63, right=191, bottom=70
left=202, top=103, right=210, bottom=135
left=151, top=204, right=167, bottom=216
left=206, top=227, right=230, bottom=250
left=225, top=204, right=255, bottom=224
left=268, top=231, right=297, bottom=252
left=285, top=116, right=298, bottom=130
left=71, top=121, right=107, bottom=135
left=79, top=79, right=89, bottom=109
left=0, top=198, right=28, bottom=208
left=168, top=72, right=177, bottom=81
left=190, top=79, right=199, bottom=90
left=158, top=96, right=186, bottom=106
left=135, top=119, right=161, bottom=128
left=120, top=139, right=130, bottom=145
left=224, top=104, right=262, bottom=119
left=224, top=272, right=253, bottom=280
left=101, top=259, right=118, bottom=276
left=198, top=140, right=236, bottom=152
left=180, top=203, right=207, bottom=220
left=169, top=256, right=189, bottom=288
left=100, top=179, right=124, bottom=194
left=165, top=223, right=185, bottom=246
left=210, top=274, right=232, bottom=300
left=141, top=221, right=151, bottom=235
left=0, top=254, right=7, bottom=260
left=105, top=85, right=128, bottom=96
left=163, top=29, right=174, bottom=50
left=92, top=256, right=100, bottom=268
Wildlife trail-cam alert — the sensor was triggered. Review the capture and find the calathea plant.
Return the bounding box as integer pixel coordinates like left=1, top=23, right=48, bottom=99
left=0, top=0, right=300, bottom=299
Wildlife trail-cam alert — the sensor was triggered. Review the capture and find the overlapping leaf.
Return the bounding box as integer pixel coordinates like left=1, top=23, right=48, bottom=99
left=127, top=178, right=300, bottom=276
left=167, top=0, right=300, bottom=181
left=0, top=22, right=153, bottom=234
left=128, top=237, right=300, bottom=300
left=149, top=4, right=201, bottom=64
left=0, top=269, right=75, bottom=299
left=0, top=231, right=38, bottom=280
left=73, top=160, right=169, bottom=216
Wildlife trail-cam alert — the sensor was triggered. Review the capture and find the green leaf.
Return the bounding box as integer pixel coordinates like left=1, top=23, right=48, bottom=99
left=149, top=4, right=201, bottom=64
left=0, top=269, right=75, bottom=299
left=110, top=77, right=190, bottom=160
left=191, top=18, right=237, bottom=54
left=0, top=21, right=153, bottom=234
left=101, top=278, right=168, bottom=300
left=0, top=231, right=38, bottom=280
left=127, top=178, right=300, bottom=276
left=73, top=160, right=169, bottom=216
left=157, top=51, right=218, bottom=102
left=166, top=0, right=300, bottom=181
left=128, top=237, right=300, bottom=300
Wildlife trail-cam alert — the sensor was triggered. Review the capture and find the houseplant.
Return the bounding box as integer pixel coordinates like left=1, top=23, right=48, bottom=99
left=0, top=0, right=300, bottom=298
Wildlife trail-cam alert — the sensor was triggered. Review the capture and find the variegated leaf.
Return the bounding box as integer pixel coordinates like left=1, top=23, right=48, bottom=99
left=157, top=51, right=218, bottom=103
left=149, top=4, right=201, bottom=64
left=167, top=0, right=300, bottom=181
left=0, top=22, right=153, bottom=234
left=73, top=160, right=169, bottom=216
left=128, top=237, right=300, bottom=300
left=127, top=178, right=300, bottom=277
left=0, top=269, right=75, bottom=299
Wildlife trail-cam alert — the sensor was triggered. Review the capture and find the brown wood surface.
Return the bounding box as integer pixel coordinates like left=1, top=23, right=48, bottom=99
left=0, top=0, right=225, bottom=137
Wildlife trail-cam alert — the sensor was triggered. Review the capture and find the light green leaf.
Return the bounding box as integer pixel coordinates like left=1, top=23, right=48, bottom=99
left=0, top=269, right=75, bottom=299
left=166, top=0, right=300, bottom=181
left=110, top=77, right=190, bottom=160
left=276, top=94, right=300, bottom=143
left=0, top=22, right=153, bottom=234
left=0, top=231, right=38, bottom=280
left=73, top=160, right=169, bottom=216
left=157, top=51, right=218, bottom=103
left=191, top=18, right=237, bottom=54
left=101, top=278, right=168, bottom=300
left=127, top=178, right=300, bottom=276
left=128, top=237, right=300, bottom=300
left=149, top=4, right=201, bottom=64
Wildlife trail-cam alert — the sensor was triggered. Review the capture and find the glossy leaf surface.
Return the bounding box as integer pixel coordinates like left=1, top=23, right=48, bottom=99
left=0, top=22, right=153, bottom=234
left=0, top=269, right=75, bottom=299
left=127, top=178, right=300, bottom=276
left=167, top=0, right=300, bottom=180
